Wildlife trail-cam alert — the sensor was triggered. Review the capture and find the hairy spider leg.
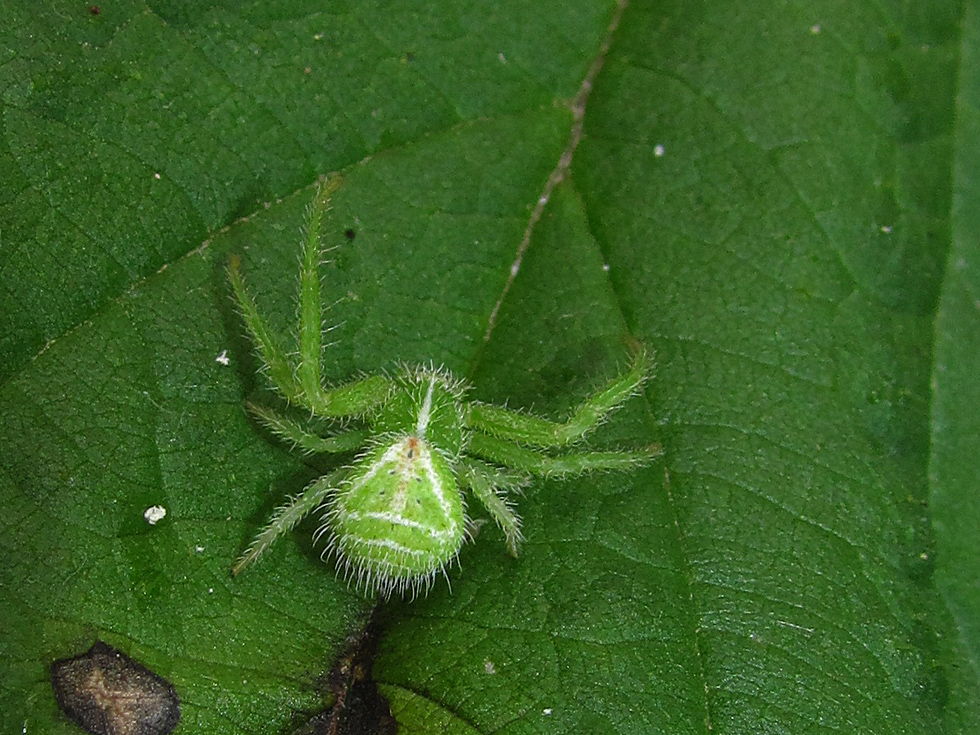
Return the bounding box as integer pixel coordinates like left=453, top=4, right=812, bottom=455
left=466, top=346, right=653, bottom=448
left=228, top=254, right=300, bottom=402
left=232, top=468, right=349, bottom=576
left=228, top=179, right=393, bottom=420
left=296, top=178, right=395, bottom=417
left=467, top=432, right=662, bottom=478
left=457, top=458, right=529, bottom=556
left=247, top=402, right=370, bottom=454
left=295, top=178, right=337, bottom=405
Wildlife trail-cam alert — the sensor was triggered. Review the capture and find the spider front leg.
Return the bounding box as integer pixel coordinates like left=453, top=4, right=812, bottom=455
left=229, top=176, right=393, bottom=419
left=232, top=467, right=349, bottom=575
left=467, top=345, right=652, bottom=448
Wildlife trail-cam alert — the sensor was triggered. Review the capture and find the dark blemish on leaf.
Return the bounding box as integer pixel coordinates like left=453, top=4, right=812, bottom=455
left=88, top=5, right=100, bottom=14
left=293, top=619, right=395, bottom=735
left=405, top=52, right=415, bottom=62
left=344, top=228, right=356, bottom=241
left=51, top=641, right=180, bottom=735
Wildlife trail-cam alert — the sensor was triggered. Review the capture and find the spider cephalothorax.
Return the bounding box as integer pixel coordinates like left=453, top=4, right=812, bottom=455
left=229, top=178, right=658, bottom=597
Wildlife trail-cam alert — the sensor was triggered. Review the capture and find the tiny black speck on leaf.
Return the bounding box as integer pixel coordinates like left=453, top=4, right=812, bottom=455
left=51, top=641, right=180, bottom=735
left=344, top=228, right=356, bottom=241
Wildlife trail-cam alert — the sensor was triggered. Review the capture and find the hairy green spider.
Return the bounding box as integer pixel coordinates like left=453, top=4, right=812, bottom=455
left=229, top=179, right=658, bottom=597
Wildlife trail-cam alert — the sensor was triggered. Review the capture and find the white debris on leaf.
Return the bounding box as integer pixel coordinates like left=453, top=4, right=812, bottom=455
left=215, top=350, right=230, bottom=366
left=654, top=144, right=665, bottom=157
left=144, top=506, right=167, bottom=525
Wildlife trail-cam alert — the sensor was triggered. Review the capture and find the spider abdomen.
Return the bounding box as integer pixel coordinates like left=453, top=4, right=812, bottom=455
left=325, top=435, right=465, bottom=595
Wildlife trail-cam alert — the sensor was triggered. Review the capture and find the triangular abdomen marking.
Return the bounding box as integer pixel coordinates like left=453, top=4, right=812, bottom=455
left=329, top=436, right=465, bottom=586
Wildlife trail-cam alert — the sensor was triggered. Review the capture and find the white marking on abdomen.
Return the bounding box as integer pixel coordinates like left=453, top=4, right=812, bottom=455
left=346, top=510, right=457, bottom=539
left=344, top=536, right=428, bottom=557
left=416, top=376, right=436, bottom=437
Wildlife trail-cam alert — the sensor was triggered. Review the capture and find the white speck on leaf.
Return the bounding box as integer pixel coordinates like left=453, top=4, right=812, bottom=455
left=498, top=52, right=506, bottom=63
left=543, top=708, right=553, bottom=716
left=216, top=350, right=230, bottom=366
left=484, top=660, right=496, bottom=675
left=880, top=225, right=893, bottom=234
left=811, top=24, right=821, bottom=34
left=144, top=506, right=166, bottom=525
left=654, top=144, right=665, bottom=157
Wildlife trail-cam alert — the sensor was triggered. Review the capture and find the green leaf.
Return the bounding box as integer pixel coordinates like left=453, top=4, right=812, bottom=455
left=931, top=1, right=980, bottom=730
left=1, top=1, right=977, bottom=734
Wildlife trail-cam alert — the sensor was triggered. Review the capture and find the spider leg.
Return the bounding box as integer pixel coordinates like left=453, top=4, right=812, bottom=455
left=458, top=458, right=528, bottom=556
left=232, top=467, right=348, bottom=576
left=467, top=433, right=662, bottom=478
left=295, top=177, right=398, bottom=418
left=309, top=374, right=394, bottom=418
left=247, top=402, right=370, bottom=454
left=297, top=178, right=396, bottom=417
left=467, top=346, right=652, bottom=448
left=229, top=253, right=302, bottom=402
left=296, top=179, right=332, bottom=405
left=230, top=177, right=394, bottom=418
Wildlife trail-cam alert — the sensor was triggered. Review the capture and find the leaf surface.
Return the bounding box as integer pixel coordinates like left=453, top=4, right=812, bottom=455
left=1, top=1, right=977, bottom=733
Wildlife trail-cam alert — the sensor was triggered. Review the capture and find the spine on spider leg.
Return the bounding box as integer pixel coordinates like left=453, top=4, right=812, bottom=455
left=297, top=175, right=343, bottom=405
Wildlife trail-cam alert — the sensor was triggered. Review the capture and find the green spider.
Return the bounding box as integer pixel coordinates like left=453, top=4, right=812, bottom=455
left=229, top=178, right=658, bottom=598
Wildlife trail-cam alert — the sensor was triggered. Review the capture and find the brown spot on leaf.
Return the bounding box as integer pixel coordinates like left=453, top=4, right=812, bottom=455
left=293, top=620, right=395, bottom=735
left=51, top=641, right=180, bottom=735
